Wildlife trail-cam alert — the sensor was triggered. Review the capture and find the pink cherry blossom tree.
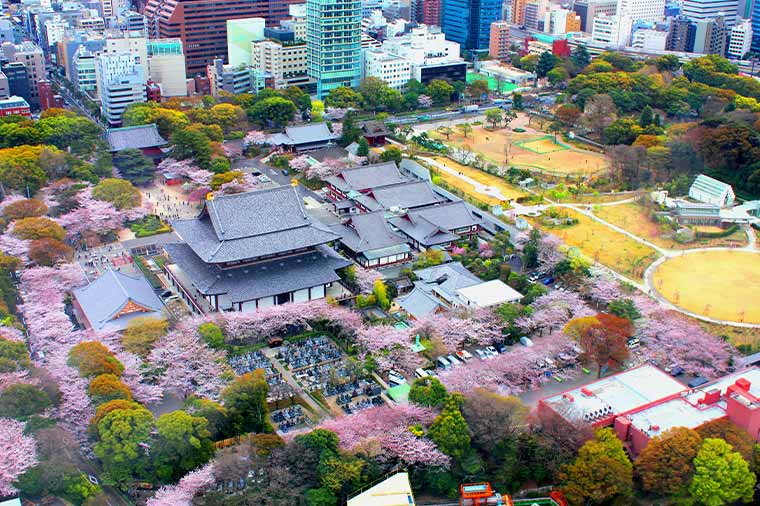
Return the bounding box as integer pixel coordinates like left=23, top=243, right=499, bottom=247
left=244, top=129, right=269, bottom=146
left=147, top=463, right=215, bottom=506
left=320, top=404, right=449, bottom=467
left=158, top=158, right=214, bottom=187
left=538, top=234, right=564, bottom=271
left=516, top=290, right=594, bottom=334
left=0, top=418, right=38, bottom=496
left=288, top=155, right=312, bottom=173
left=418, top=95, right=433, bottom=108
left=354, top=266, right=383, bottom=294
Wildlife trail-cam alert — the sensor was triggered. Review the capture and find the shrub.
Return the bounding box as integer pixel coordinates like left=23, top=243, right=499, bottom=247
left=68, top=341, right=124, bottom=378
left=2, top=199, right=48, bottom=220
left=198, top=322, right=224, bottom=348
left=87, top=374, right=133, bottom=405
left=121, top=316, right=168, bottom=357
left=0, top=336, right=30, bottom=372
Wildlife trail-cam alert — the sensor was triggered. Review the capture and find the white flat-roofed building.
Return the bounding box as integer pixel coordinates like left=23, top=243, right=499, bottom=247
left=728, top=19, right=752, bottom=58
left=689, top=174, right=735, bottom=207
left=348, top=472, right=416, bottom=506
left=457, top=279, right=524, bottom=308
left=364, top=48, right=411, bottom=90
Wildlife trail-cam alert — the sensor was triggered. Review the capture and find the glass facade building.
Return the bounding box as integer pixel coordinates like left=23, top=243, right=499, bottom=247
left=441, top=0, right=501, bottom=51
left=306, top=0, right=362, bottom=97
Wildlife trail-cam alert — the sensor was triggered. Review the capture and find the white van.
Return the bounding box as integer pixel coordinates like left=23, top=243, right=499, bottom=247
left=388, top=371, right=406, bottom=385
left=520, top=336, right=534, bottom=347
left=415, top=368, right=430, bottom=379
left=437, top=356, right=451, bottom=369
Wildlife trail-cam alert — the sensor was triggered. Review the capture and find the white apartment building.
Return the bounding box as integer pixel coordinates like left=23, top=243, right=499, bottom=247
left=591, top=13, right=633, bottom=46
left=103, top=30, right=147, bottom=65
left=682, top=0, right=738, bottom=27
left=544, top=8, right=576, bottom=34
left=281, top=4, right=307, bottom=41
left=96, top=52, right=146, bottom=126
left=616, top=0, right=664, bottom=22
left=251, top=39, right=309, bottom=89
left=364, top=47, right=411, bottom=89
left=44, top=16, right=69, bottom=46
left=728, top=19, right=752, bottom=58
left=631, top=27, right=668, bottom=50
left=78, top=17, right=106, bottom=31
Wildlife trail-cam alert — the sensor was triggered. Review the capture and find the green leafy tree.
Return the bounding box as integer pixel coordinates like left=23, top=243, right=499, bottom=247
left=0, top=145, right=58, bottom=194
left=512, top=93, right=523, bottom=110
left=122, top=102, right=190, bottom=138
left=325, top=86, right=363, bottom=109
left=428, top=393, right=470, bottom=461
left=635, top=427, right=702, bottom=497
left=340, top=112, right=363, bottom=146
left=187, top=398, right=230, bottom=440
left=113, top=148, right=156, bottom=186
left=94, top=405, right=155, bottom=489
left=639, top=105, right=654, bottom=127
left=467, top=79, right=490, bottom=99
left=121, top=317, right=168, bottom=358
left=154, top=410, right=214, bottom=481
left=372, top=279, right=390, bottom=309
left=87, top=374, right=133, bottom=405
left=607, top=298, right=641, bottom=321
left=358, top=77, right=391, bottom=111
left=356, top=137, right=369, bottom=157
left=689, top=438, right=756, bottom=506
left=522, top=228, right=540, bottom=268
left=425, top=80, right=454, bottom=105
left=603, top=118, right=643, bottom=145
left=306, top=487, right=337, bottom=506
left=379, top=146, right=402, bottom=164
left=92, top=178, right=141, bottom=209
left=409, top=377, right=448, bottom=408
left=536, top=53, right=559, bottom=78
left=571, top=44, right=591, bottom=69
left=247, top=97, right=296, bottom=128
left=457, top=123, right=473, bottom=138
left=221, top=369, right=272, bottom=435
left=0, top=383, right=52, bottom=420
left=0, top=336, right=30, bottom=372
left=547, top=67, right=569, bottom=86
left=171, top=128, right=212, bottom=169
left=560, top=428, right=633, bottom=505
left=485, top=109, right=503, bottom=129
left=198, top=322, right=225, bottom=348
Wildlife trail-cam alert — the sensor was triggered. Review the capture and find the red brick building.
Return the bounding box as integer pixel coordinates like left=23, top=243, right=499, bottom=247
left=422, top=0, right=441, bottom=26
left=37, top=80, right=64, bottom=110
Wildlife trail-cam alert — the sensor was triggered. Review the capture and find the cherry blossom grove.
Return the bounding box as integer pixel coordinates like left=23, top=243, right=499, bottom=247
left=158, top=158, right=214, bottom=187
left=146, top=463, right=216, bottom=506
left=0, top=418, right=38, bottom=496
left=436, top=332, right=580, bottom=395
left=515, top=290, right=595, bottom=333
left=55, top=187, right=147, bottom=238
left=319, top=405, right=450, bottom=467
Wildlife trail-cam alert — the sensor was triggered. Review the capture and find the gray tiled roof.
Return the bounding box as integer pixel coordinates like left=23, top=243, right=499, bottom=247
left=355, top=180, right=447, bottom=211
left=389, top=201, right=479, bottom=247
left=389, top=214, right=457, bottom=247
left=415, top=261, right=480, bottom=300
left=328, top=211, right=409, bottom=254
left=396, top=287, right=443, bottom=319
left=165, top=243, right=351, bottom=303
left=282, top=123, right=337, bottom=145
left=106, top=124, right=168, bottom=151
left=172, top=187, right=340, bottom=263
left=73, top=268, right=164, bottom=330
left=325, top=162, right=406, bottom=193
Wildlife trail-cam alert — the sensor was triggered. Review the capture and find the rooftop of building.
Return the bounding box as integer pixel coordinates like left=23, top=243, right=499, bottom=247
left=456, top=279, right=523, bottom=307
left=328, top=211, right=409, bottom=254
left=389, top=200, right=480, bottom=246
left=325, top=162, right=406, bottom=193
left=106, top=124, right=168, bottom=151
left=347, top=472, right=415, bottom=506
left=72, top=268, right=164, bottom=331
left=354, top=180, right=447, bottom=212
left=165, top=242, right=350, bottom=303
left=690, top=174, right=734, bottom=199
left=171, top=186, right=339, bottom=264
left=270, top=122, right=338, bottom=146
left=541, top=365, right=686, bottom=425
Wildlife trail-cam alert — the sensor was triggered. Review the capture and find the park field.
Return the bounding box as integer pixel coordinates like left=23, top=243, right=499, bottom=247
left=431, top=156, right=528, bottom=204
left=537, top=208, right=659, bottom=281
left=595, top=203, right=748, bottom=250
left=652, top=250, right=760, bottom=325
left=430, top=125, right=608, bottom=176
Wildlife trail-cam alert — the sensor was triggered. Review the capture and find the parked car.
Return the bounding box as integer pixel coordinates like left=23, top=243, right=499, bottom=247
left=688, top=376, right=708, bottom=388
left=447, top=354, right=462, bottom=366
left=436, top=356, right=451, bottom=369
left=475, top=349, right=487, bottom=360
left=670, top=366, right=685, bottom=377
left=520, top=336, right=534, bottom=347
left=542, top=277, right=555, bottom=285
left=627, top=338, right=640, bottom=349
left=486, top=346, right=498, bottom=356
left=456, top=350, right=473, bottom=361
left=494, top=343, right=507, bottom=354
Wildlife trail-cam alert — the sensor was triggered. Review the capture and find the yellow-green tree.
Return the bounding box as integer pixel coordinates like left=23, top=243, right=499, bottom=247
left=689, top=438, right=756, bottom=506
left=121, top=317, right=168, bottom=357
left=560, top=428, right=633, bottom=505
left=92, top=178, right=141, bottom=209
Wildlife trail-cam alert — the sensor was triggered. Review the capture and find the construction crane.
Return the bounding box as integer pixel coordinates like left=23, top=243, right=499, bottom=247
left=458, top=483, right=567, bottom=506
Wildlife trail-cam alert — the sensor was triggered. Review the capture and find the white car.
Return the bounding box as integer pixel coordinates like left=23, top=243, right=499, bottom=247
left=456, top=350, right=473, bottom=361
left=475, top=349, right=487, bottom=360
left=486, top=346, right=498, bottom=357
left=258, top=175, right=271, bottom=183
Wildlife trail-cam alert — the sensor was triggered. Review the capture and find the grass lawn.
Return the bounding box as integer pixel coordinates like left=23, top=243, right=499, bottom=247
left=652, top=250, right=760, bottom=324
left=430, top=126, right=607, bottom=176
left=431, top=156, right=528, bottom=204
left=594, top=203, right=748, bottom=250
left=466, top=72, right=519, bottom=94
left=536, top=208, right=659, bottom=281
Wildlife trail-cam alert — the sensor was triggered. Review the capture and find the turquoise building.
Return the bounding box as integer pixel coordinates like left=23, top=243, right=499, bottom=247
left=306, top=0, right=362, bottom=98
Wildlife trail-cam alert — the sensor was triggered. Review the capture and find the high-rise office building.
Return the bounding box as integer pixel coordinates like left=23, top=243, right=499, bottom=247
left=1, top=42, right=45, bottom=108
left=441, top=0, right=501, bottom=51
left=752, top=0, right=760, bottom=51
left=489, top=21, right=510, bottom=60
left=227, top=18, right=266, bottom=67
left=692, top=15, right=728, bottom=54
left=422, top=0, right=442, bottom=26
left=591, top=13, right=633, bottom=46
left=511, top=0, right=527, bottom=25
left=147, top=39, right=187, bottom=96
left=667, top=15, right=695, bottom=50
left=0, top=62, right=30, bottom=104
left=616, top=0, right=664, bottom=22
left=143, top=0, right=297, bottom=76
left=524, top=2, right=541, bottom=29
left=96, top=52, right=146, bottom=126
left=573, top=0, right=617, bottom=31
left=306, top=0, right=362, bottom=98
left=73, top=46, right=99, bottom=92
left=682, top=0, right=738, bottom=26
